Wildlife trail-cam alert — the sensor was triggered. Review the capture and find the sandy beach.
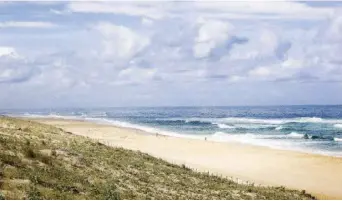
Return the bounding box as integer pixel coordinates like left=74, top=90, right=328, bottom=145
left=29, top=118, right=342, bottom=199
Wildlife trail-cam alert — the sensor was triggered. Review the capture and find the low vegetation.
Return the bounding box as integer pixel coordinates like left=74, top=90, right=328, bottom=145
left=0, top=116, right=315, bottom=199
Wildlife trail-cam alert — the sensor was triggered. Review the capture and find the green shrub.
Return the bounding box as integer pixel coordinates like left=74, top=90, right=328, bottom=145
left=0, top=154, right=22, bottom=167
left=181, top=164, right=191, bottom=171
left=103, top=187, right=120, bottom=200
left=39, top=155, right=52, bottom=165
left=28, top=186, right=41, bottom=200
left=0, top=192, right=5, bottom=200
left=25, top=147, right=36, bottom=158
left=51, top=149, right=57, bottom=157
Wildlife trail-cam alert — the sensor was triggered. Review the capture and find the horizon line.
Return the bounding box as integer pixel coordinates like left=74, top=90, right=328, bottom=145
left=1, top=104, right=342, bottom=111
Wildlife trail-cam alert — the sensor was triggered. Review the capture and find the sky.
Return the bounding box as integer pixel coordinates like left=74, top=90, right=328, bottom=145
left=0, top=1, right=342, bottom=108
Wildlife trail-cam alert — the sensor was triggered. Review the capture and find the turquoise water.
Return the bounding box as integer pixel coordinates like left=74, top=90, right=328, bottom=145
left=2, top=105, right=342, bottom=156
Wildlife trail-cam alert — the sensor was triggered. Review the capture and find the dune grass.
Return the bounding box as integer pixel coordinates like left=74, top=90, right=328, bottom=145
left=0, top=116, right=315, bottom=200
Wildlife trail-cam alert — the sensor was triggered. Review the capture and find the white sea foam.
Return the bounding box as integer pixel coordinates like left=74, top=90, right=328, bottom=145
left=210, top=132, right=293, bottom=148
left=234, top=124, right=277, bottom=129
left=162, top=117, right=342, bottom=126
left=209, top=132, right=342, bottom=157
left=214, top=123, right=234, bottom=129
left=291, top=117, right=342, bottom=124
left=275, top=126, right=283, bottom=130
left=296, top=117, right=323, bottom=123
left=211, top=132, right=287, bottom=142
left=229, top=117, right=342, bottom=124
left=334, top=124, right=342, bottom=129
left=287, top=132, right=305, bottom=138
left=87, top=111, right=107, bottom=117
left=220, top=117, right=285, bottom=124
left=87, top=117, right=204, bottom=141
left=334, top=138, right=342, bottom=142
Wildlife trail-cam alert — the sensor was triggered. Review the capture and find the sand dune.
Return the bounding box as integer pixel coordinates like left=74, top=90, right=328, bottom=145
left=31, top=118, right=342, bottom=199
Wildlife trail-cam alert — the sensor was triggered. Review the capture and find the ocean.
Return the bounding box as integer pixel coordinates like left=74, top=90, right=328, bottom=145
left=2, top=105, right=342, bottom=157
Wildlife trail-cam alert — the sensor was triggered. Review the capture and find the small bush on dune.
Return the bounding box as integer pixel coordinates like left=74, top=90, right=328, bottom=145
left=28, top=186, right=41, bottom=200
left=39, top=155, right=53, bottom=165
left=0, top=192, right=5, bottom=200
left=25, top=147, right=36, bottom=158
left=181, top=164, right=191, bottom=171
left=51, top=149, right=57, bottom=157
left=102, top=184, right=121, bottom=200
left=0, top=154, right=22, bottom=167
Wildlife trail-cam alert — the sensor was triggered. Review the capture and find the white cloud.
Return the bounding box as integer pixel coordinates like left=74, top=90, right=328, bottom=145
left=66, top=1, right=335, bottom=22
left=229, top=75, right=245, bottom=83
left=68, top=2, right=166, bottom=20
left=324, top=14, right=342, bottom=42
left=281, top=58, right=305, bottom=70
left=94, top=22, right=150, bottom=61
left=0, top=46, right=18, bottom=58
left=0, top=46, right=38, bottom=84
left=141, top=18, right=154, bottom=26
left=248, top=67, right=272, bottom=77
left=1, top=1, right=342, bottom=107
left=259, top=29, right=279, bottom=54
left=50, top=9, right=67, bottom=15
left=194, top=1, right=334, bottom=20
left=193, top=19, right=234, bottom=58
left=0, top=21, right=57, bottom=28
left=228, top=29, right=282, bottom=61
left=114, top=68, right=157, bottom=86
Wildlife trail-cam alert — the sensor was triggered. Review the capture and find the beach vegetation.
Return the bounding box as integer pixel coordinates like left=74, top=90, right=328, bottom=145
left=0, top=117, right=315, bottom=200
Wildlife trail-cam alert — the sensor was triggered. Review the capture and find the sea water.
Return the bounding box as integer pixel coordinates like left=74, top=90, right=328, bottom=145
left=2, top=105, right=342, bottom=157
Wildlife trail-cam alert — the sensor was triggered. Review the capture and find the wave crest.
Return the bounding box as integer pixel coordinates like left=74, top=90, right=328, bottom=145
left=334, top=138, right=342, bottom=142
left=334, top=124, right=342, bottom=129
left=213, top=123, right=235, bottom=129
left=275, top=126, right=283, bottom=130
left=287, top=132, right=305, bottom=138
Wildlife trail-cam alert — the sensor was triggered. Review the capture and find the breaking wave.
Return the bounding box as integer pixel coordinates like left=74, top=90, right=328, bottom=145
left=275, top=126, right=283, bottom=130
left=334, top=138, right=342, bottom=142
left=287, top=132, right=305, bottom=138
left=213, top=123, right=235, bottom=129
left=334, top=124, right=342, bottom=129
left=161, top=117, right=342, bottom=126
left=218, top=117, right=342, bottom=124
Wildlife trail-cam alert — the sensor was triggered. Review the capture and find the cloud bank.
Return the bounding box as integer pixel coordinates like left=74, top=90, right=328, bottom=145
left=0, top=1, right=342, bottom=108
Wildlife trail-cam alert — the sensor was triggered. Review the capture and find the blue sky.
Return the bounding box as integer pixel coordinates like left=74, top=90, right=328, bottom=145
left=0, top=1, right=342, bottom=108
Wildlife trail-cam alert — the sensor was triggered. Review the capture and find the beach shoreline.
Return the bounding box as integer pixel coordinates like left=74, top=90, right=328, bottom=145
left=27, top=117, right=342, bottom=199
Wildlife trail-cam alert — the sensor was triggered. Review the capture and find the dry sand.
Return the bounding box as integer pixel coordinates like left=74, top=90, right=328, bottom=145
left=30, top=118, right=342, bottom=199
